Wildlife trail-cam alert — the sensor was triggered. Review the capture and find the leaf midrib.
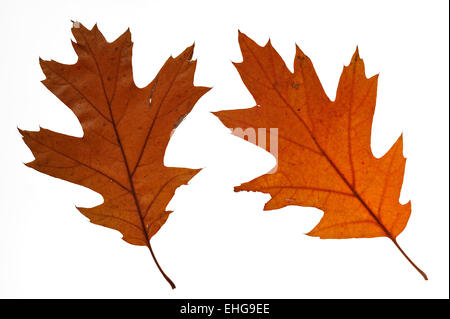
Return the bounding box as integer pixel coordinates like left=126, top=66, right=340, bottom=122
left=79, top=31, right=151, bottom=243
left=80, top=32, right=187, bottom=243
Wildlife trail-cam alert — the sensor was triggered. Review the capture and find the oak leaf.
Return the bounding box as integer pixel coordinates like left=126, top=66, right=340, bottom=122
left=215, top=32, right=427, bottom=280
left=20, top=22, right=209, bottom=288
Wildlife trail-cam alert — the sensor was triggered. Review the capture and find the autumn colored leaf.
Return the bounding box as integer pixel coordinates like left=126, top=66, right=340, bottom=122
left=20, top=22, right=209, bottom=288
left=215, top=32, right=427, bottom=280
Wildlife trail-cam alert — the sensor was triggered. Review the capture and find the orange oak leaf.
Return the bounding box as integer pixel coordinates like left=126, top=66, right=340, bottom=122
left=215, top=32, right=427, bottom=280
left=19, top=22, right=209, bottom=288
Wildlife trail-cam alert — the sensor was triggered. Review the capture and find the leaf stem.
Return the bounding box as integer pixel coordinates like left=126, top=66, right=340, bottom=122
left=147, top=242, right=176, bottom=289
left=391, top=238, right=428, bottom=280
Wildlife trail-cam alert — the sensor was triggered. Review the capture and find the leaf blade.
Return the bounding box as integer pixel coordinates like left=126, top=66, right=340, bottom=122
left=20, top=22, right=209, bottom=287
left=215, top=32, right=424, bottom=279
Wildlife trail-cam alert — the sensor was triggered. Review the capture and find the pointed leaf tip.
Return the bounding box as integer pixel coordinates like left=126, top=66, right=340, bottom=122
left=179, top=44, right=195, bottom=61
left=352, top=46, right=361, bottom=62
left=295, top=44, right=308, bottom=60
left=71, top=20, right=83, bottom=30
left=237, top=30, right=251, bottom=43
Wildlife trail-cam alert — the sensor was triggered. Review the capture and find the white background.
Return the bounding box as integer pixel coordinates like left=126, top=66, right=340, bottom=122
left=0, top=0, right=448, bottom=298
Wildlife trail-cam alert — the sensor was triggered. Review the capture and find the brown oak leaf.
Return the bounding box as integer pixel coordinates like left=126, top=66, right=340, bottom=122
left=20, top=22, right=209, bottom=288
left=215, top=32, right=427, bottom=280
